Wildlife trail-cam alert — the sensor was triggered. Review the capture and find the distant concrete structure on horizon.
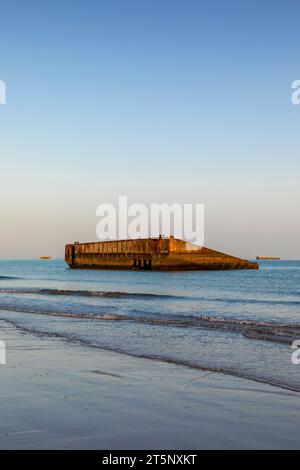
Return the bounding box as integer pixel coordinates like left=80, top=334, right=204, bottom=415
left=65, top=236, right=258, bottom=271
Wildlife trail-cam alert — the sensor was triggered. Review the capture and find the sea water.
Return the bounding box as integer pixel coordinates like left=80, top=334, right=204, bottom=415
left=0, top=259, right=299, bottom=391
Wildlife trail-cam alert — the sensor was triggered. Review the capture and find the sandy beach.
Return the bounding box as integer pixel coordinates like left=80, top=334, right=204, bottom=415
left=0, top=317, right=299, bottom=450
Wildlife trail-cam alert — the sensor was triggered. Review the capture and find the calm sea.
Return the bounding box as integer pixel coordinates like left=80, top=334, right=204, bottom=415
left=0, top=259, right=300, bottom=391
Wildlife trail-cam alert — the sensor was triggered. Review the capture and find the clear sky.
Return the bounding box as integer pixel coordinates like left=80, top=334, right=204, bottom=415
left=0, top=0, right=299, bottom=259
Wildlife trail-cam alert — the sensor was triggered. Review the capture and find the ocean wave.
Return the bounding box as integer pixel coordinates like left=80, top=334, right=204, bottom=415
left=0, top=288, right=183, bottom=300
left=0, top=304, right=125, bottom=321
left=0, top=287, right=299, bottom=306
left=0, top=303, right=299, bottom=345
left=2, top=315, right=299, bottom=393
left=0, top=276, right=19, bottom=280
left=208, top=297, right=300, bottom=306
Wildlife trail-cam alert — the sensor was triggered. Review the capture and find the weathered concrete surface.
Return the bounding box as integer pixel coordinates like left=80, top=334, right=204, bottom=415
left=65, top=237, right=258, bottom=271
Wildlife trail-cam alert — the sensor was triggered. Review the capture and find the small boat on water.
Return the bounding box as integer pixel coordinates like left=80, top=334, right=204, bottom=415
left=40, top=256, right=52, bottom=260
left=256, top=256, right=280, bottom=260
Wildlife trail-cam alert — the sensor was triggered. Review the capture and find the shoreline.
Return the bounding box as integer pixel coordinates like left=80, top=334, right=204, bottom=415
left=0, top=319, right=300, bottom=449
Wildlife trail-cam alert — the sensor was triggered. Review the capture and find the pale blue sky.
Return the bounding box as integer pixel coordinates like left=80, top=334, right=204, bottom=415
left=0, top=0, right=299, bottom=258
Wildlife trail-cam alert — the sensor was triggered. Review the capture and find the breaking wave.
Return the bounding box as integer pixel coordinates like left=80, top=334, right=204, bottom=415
left=2, top=315, right=299, bottom=393
left=0, top=302, right=299, bottom=345
left=0, top=288, right=184, bottom=300
left=0, top=288, right=299, bottom=306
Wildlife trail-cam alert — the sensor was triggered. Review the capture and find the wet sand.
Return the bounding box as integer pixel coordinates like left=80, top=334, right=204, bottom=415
left=0, top=319, right=299, bottom=449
